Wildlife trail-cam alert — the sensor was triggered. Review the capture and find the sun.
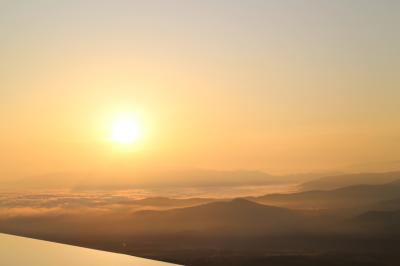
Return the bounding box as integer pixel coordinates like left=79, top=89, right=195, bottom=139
left=110, top=115, right=141, bottom=145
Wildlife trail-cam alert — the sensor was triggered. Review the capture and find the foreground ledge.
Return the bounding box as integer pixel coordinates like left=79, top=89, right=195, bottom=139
left=0, top=233, right=179, bottom=266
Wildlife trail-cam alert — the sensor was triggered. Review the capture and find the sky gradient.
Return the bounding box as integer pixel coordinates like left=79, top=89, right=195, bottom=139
left=1, top=1, right=399, bottom=181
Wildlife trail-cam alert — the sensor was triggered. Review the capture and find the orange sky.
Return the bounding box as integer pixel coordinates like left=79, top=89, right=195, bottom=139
left=1, top=1, right=400, bottom=182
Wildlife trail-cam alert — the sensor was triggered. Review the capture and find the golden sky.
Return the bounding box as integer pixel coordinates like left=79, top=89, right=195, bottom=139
left=1, top=1, right=399, bottom=181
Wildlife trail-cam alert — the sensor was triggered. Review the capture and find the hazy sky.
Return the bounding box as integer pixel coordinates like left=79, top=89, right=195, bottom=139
left=1, top=1, right=399, bottom=179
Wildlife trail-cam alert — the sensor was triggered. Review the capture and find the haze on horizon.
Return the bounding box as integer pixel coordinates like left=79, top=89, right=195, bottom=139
left=1, top=1, right=400, bottom=185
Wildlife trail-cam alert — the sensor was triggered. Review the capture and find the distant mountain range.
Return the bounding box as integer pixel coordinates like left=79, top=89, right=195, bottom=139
left=252, top=179, right=400, bottom=210
left=299, top=171, right=400, bottom=191
left=2, top=170, right=329, bottom=190
left=11, top=169, right=399, bottom=192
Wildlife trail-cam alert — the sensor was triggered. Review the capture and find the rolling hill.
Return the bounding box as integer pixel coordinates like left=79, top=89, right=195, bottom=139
left=128, top=198, right=313, bottom=236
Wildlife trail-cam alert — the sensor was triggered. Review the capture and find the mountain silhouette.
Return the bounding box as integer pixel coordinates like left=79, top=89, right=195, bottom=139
left=253, top=179, right=400, bottom=209
left=300, top=171, right=400, bottom=191
left=128, top=198, right=310, bottom=236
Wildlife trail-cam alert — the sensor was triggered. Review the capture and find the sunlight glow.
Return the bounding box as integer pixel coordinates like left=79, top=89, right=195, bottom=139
left=110, top=115, right=141, bottom=145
